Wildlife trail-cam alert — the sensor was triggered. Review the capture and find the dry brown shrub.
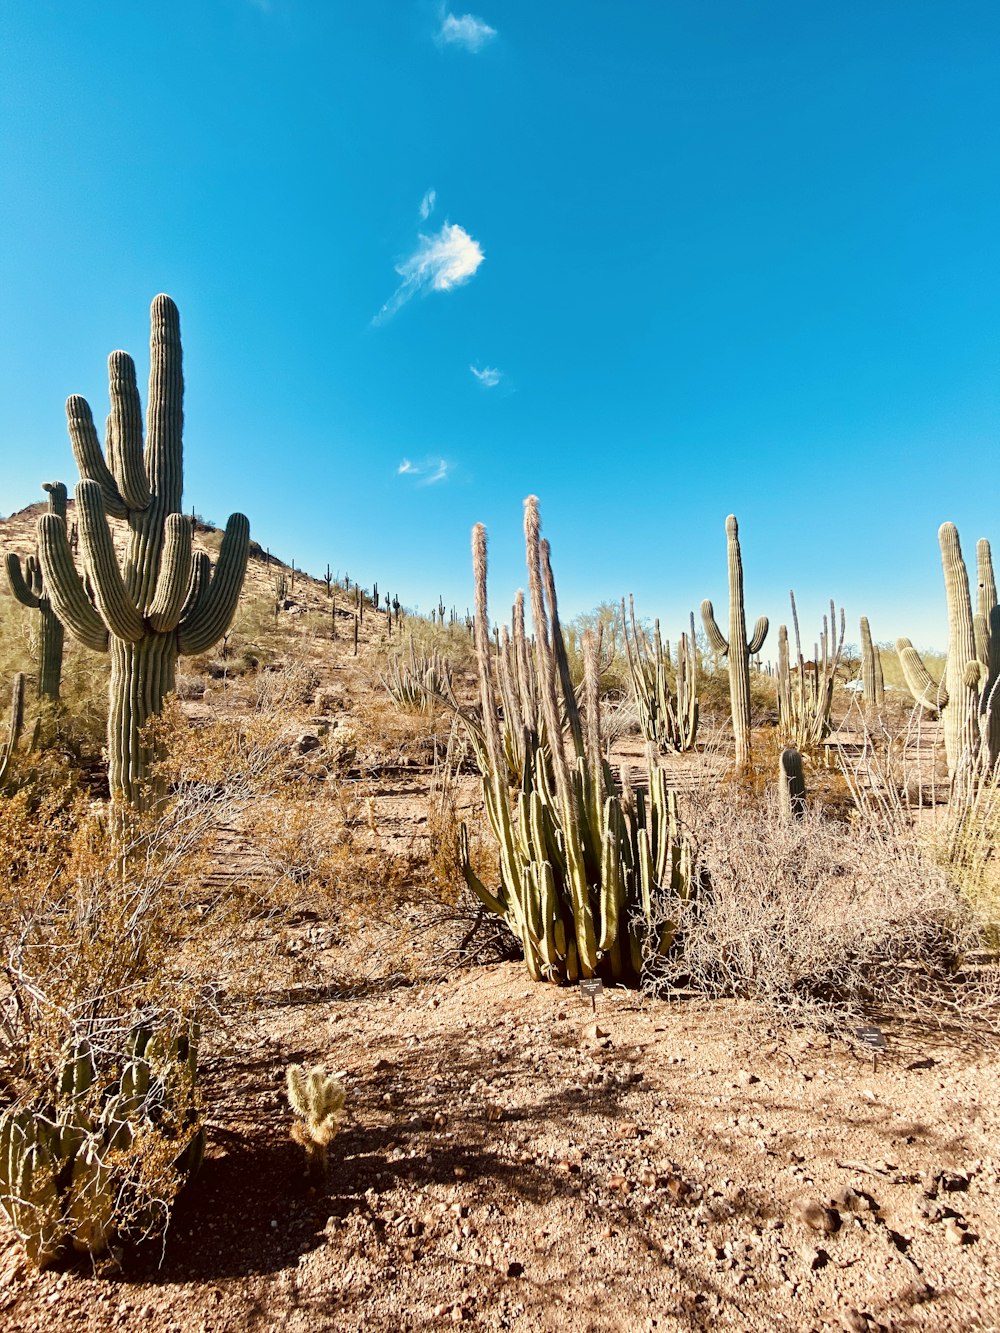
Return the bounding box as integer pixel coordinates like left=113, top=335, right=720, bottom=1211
left=645, top=784, right=992, bottom=1027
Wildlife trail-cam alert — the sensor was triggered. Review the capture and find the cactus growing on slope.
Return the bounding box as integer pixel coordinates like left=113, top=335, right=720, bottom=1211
left=4, top=484, right=67, bottom=700
left=37, top=296, right=249, bottom=805
left=897, top=523, right=996, bottom=784
left=701, top=515, right=768, bottom=770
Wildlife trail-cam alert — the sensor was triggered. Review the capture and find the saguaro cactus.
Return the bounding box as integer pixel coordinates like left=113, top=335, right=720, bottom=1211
left=38, top=296, right=250, bottom=805
left=701, top=515, right=768, bottom=770
left=778, top=746, right=806, bottom=821
left=859, top=616, right=884, bottom=714
left=896, top=523, right=992, bottom=783
left=4, top=484, right=67, bottom=700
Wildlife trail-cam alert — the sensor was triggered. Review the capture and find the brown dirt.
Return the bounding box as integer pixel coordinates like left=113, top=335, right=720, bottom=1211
left=0, top=507, right=997, bottom=1332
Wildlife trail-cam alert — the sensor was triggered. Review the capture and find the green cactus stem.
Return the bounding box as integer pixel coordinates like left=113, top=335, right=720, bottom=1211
left=859, top=616, right=884, bottom=714
left=701, top=515, right=768, bottom=771
left=775, top=593, right=845, bottom=751
left=897, top=523, right=992, bottom=784
left=4, top=484, right=67, bottom=700
left=621, top=596, right=699, bottom=752
left=37, top=296, right=250, bottom=806
left=778, top=746, right=806, bottom=821
left=286, top=1065, right=346, bottom=1180
left=976, top=539, right=999, bottom=760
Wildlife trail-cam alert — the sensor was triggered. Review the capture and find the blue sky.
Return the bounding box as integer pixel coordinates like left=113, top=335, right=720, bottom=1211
left=2, top=2, right=998, bottom=650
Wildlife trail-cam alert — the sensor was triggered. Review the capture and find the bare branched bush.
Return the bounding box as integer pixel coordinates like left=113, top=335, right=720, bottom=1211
left=644, top=786, right=992, bottom=1025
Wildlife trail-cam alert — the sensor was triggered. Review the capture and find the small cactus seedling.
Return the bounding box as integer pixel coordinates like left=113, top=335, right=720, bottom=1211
left=286, top=1065, right=346, bottom=1180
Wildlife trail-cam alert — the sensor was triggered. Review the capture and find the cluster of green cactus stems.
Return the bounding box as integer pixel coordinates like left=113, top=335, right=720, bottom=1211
left=897, top=524, right=998, bottom=784
left=621, top=595, right=699, bottom=753
left=4, top=483, right=67, bottom=701
left=775, top=593, right=845, bottom=751
left=380, top=635, right=455, bottom=712
left=859, top=616, right=885, bottom=713
left=457, top=497, right=696, bottom=985
left=701, top=515, right=768, bottom=771
left=0, top=1019, right=204, bottom=1267
left=36, top=296, right=250, bottom=806
left=778, top=746, right=806, bottom=821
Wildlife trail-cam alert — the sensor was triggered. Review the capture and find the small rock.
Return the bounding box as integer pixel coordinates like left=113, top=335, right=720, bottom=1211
left=792, top=1198, right=840, bottom=1234
left=616, top=1121, right=641, bottom=1139
left=838, top=1308, right=870, bottom=1332
left=736, top=1070, right=759, bottom=1086
left=582, top=1022, right=609, bottom=1041
left=506, top=1261, right=524, bottom=1278
left=607, top=1174, right=629, bottom=1192
left=294, top=732, right=320, bottom=754
left=944, top=1219, right=974, bottom=1246
left=639, top=1166, right=658, bottom=1189
left=803, top=1245, right=829, bottom=1271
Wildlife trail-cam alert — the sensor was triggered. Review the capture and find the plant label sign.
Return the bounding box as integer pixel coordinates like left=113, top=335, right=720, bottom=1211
left=854, top=1026, right=887, bottom=1051
left=580, top=978, right=604, bottom=1011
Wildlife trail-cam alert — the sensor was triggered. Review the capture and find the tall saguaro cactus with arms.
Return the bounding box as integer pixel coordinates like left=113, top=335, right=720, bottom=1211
left=701, top=514, right=768, bottom=771
left=38, top=296, right=250, bottom=805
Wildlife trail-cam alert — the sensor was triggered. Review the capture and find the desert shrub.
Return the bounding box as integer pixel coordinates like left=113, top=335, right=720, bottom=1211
left=644, top=786, right=987, bottom=1022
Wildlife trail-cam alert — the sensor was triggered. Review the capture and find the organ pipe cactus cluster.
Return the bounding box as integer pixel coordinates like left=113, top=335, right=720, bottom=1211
left=701, top=515, right=768, bottom=770
left=457, top=497, right=696, bottom=984
left=621, top=596, right=699, bottom=753
left=859, top=616, right=884, bottom=714
left=37, top=296, right=250, bottom=805
left=0, top=1018, right=204, bottom=1267
left=4, top=484, right=67, bottom=700
left=775, top=593, right=845, bottom=752
left=380, top=635, right=454, bottom=713
left=897, top=524, right=998, bottom=783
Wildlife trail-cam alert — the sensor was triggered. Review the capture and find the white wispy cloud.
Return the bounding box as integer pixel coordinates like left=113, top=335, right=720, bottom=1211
left=438, top=12, right=497, bottom=52
left=419, top=188, right=437, bottom=221
left=470, top=364, right=501, bottom=388
left=397, top=457, right=451, bottom=485
left=374, top=222, right=484, bottom=324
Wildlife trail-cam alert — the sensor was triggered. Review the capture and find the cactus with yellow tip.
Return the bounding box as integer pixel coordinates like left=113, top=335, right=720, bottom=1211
left=286, top=1065, right=347, bottom=1179
left=701, top=515, right=768, bottom=770
left=37, top=296, right=250, bottom=805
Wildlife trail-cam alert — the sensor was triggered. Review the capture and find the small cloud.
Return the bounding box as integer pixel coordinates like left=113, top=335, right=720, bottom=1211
left=470, top=365, right=501, bottom=388
left=374, top=222, right=484, bottom=324
left=419, top=188, right=437, bottom=221
left=396, top=457, right=451, bottom=486
left=438, top=12, right=497, bottom=52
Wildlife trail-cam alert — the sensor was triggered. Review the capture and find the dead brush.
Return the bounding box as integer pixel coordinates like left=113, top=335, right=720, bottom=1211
left=643, top=783, right=994, bottom=1027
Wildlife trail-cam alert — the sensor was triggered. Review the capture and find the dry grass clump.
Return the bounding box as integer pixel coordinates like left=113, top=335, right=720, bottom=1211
left=644, top=785, right=990, bottom=1025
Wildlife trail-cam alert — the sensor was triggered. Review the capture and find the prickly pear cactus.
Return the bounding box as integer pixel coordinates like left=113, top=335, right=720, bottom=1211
left=0, top=1018, right=203, bottom=1266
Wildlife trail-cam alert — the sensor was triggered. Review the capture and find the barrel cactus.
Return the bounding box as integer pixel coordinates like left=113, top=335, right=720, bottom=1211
left=37, top=295, right=250, bottom=805
left=4, top=484, right=67, bottom=700
left=701, top=515, right=768, bottom=770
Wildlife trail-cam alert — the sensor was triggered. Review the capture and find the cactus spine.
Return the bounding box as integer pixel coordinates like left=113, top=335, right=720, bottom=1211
left=897, top=523, right=994, bottom=783
left=4, top=484, right=67, bottom=700
left=701, top=515, right=768, bottom=770
left=37, top=296, right=250, bottom=805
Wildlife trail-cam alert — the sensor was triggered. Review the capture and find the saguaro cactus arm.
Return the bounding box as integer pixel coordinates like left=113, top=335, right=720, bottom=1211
left=700, top=600, right=729, bottom=654
left=177, top=514, right=250, bottom=654
left=4, top=553, right=41, bottom=609
left=896, top=637, right=945, bottom=712
left=37, top=514, right=109, bottom=652
left=748, top=616, right=769, bottom=655
left=75, top=482, right=145, bottom=642
left=146, top=514, right=193, bottom=633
